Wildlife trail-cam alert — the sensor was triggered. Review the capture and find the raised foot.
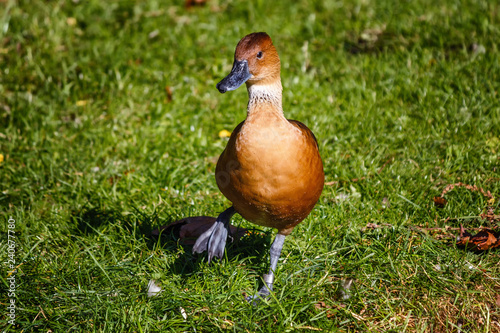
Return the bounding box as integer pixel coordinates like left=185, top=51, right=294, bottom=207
left=192, top=207, right=235, bottom=263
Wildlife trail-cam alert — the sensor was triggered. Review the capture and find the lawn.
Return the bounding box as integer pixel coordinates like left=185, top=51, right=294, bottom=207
left=1, top=0, right=500, bottom=331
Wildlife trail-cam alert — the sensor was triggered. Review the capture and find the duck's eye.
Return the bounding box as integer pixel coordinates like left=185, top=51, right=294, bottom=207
left=256, top=51, right=263, bottom=59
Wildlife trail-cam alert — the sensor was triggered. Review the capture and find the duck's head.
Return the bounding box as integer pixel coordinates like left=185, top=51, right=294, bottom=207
left=216, top=32, right=281, bottom=93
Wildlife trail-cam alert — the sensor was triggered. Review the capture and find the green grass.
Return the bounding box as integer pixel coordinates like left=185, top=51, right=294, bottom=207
left=1, top=0, right=500, bottom=331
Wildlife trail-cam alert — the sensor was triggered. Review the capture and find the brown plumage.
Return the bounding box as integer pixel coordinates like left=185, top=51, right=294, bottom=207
left=193, top=32, right=324, bottom=299
left=216, top=116, right=323, bottom=235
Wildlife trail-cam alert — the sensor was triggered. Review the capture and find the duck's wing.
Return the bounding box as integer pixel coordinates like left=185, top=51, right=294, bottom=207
left=288, top=119, right=319, bottom=148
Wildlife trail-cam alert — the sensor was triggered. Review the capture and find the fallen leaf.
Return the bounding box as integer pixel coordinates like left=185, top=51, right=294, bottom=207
left=165, top=86, right=172, bottom=102
left=314, top=301, right=330, bottom=310
left=433, top=196, right=447, bottom=208
left=457, top=224, right=500, bottom=251
left=0, top=153, right=3, bottom=164
left=496, top=294, right=500, bottom=308
left=152, top=216, right=247, bottom=245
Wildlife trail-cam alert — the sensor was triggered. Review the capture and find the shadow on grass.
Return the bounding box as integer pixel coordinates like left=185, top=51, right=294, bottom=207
left=72, top=206, right=119, bottom=234
left=71, top=204, right=155, bottom=237
left=71, top=205, right=274, bottom=277
left=151, top=221, right=273, bottom=276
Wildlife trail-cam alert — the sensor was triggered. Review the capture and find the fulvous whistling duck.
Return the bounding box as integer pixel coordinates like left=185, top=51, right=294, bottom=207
left=193, top=32, right=324, bottom=299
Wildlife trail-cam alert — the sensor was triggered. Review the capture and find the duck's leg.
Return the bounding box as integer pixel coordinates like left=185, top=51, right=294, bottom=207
left=249, top=233, right=286, bottom=300
left=192, top=206, right=236, bottom=263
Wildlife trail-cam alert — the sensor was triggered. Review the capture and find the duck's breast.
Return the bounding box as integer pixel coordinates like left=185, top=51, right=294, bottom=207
left=216, top=118, right=324, bottom=233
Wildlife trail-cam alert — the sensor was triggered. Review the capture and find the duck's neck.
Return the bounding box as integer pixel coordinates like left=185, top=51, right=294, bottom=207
left=246, top=80, right=284, bottom=121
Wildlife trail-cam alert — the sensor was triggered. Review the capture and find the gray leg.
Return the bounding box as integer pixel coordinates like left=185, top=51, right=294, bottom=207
left=192, top=207, right=236, bottom=263
left=249, top=233, right=286, bottom=300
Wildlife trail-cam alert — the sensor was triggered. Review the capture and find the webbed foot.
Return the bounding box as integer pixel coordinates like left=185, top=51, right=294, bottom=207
left=246, top=233, right=286, bottom=304
left=192, top=207, right=236, bottom=263
left=245, top=273, right=274, bottom=304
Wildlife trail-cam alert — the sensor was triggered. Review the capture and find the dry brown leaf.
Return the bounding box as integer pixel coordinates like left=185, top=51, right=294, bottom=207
left=165, top=86, right=172, bottom=102
left=152, top=216, right=247, bottom=245
left=477, top=231, right=499, bottom=251
left=314, top=301, right=330, bottom=310
left=457, top=224, right=500, bottom=251
left=433, top=196, right=447, bottom=208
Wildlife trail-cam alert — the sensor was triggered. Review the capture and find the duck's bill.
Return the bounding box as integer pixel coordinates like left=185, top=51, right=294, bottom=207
left=216, top=59, right=252, bottom=93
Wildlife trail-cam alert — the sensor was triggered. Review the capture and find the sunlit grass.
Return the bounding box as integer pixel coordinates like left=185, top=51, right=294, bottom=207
left=1, top=0, right=499, bottom=331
